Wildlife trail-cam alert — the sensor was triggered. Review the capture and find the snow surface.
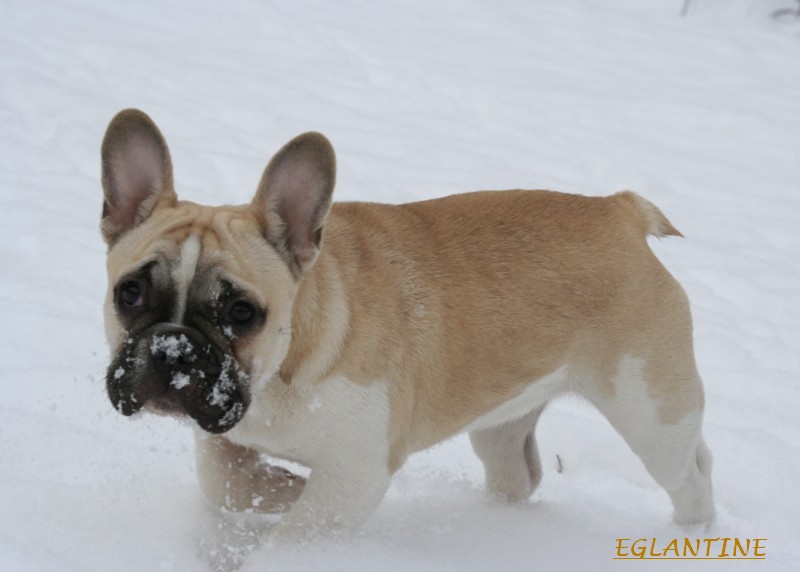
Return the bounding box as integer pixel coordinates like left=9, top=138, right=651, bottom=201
left=1, top=0, right=798, bottom=570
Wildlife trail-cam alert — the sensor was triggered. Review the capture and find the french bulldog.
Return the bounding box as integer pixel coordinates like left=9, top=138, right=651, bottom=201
left=101, top=109, right=714, bottom=537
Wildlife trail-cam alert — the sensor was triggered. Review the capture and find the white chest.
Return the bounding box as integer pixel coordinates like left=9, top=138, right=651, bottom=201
left=225, top=374, right=391, bottom=467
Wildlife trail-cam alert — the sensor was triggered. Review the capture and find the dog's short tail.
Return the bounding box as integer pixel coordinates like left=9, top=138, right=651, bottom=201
left=614, top=190, right=683, bottom=238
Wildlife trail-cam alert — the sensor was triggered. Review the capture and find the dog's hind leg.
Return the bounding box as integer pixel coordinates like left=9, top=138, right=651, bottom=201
left=580, top=354, right=715, bottom=525
left=469, top=406, right=544, bottom=503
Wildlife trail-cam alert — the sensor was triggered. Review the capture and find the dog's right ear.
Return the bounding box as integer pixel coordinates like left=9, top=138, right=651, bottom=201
left=101, top=109, right=177, bottom=246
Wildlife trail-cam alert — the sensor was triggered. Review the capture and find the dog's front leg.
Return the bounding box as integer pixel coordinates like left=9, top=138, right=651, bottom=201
left=195, top=433, right=305, bottom=513
left=271, top=455, right=391, bottom=538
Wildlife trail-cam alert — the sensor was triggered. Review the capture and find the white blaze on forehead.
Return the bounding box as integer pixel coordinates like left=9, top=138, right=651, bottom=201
left=173, top=234, right=201, bottom=323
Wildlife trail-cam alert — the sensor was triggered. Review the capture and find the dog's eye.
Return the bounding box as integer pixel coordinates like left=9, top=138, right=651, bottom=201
left=225, top=301, right=255, bottom=325
left=118, top=280, right=144, bottom=308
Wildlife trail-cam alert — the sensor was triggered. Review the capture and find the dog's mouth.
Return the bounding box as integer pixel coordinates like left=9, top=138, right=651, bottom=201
left=106, top=327, right=249, bottom=433
left=144, top=394, right=185, bottom=416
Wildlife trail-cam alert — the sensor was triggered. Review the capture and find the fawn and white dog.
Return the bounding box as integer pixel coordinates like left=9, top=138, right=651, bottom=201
left=100, top=109, right=714, bottom=537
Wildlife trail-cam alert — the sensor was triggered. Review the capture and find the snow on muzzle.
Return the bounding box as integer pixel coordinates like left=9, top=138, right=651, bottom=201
left=105, top=325, right=249, bottom=433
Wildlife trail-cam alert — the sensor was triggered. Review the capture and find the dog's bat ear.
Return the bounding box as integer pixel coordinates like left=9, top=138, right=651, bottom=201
left=253, top=132, right=336, bottom=276
left=100, top=109, right=177, bottom=246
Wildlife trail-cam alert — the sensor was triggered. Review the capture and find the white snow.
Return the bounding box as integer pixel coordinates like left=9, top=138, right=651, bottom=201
left=171, top=372, right=191, bottom=390
left=150, top=334, right=194, bottom=361
left=1, top=0, right=798, bottom=571
left=209, top=356, right=236, bottom=407
left=218, top=402, right=244, bottom=430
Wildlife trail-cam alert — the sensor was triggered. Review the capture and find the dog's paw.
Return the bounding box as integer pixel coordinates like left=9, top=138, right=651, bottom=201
left=247, top=463, right=307, bottom=513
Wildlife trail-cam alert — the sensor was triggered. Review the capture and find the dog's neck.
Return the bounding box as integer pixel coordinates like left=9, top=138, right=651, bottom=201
left=278, top=247, right=349, bottom=387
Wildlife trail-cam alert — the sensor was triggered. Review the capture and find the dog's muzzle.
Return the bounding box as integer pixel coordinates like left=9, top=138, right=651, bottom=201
left=106, top=324, right=249, bottom=433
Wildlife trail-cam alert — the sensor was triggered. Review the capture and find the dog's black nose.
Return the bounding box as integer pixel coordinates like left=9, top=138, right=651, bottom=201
left=152, top=348, right=193, bottom=366
left=150, top=332, right=197, bottom=372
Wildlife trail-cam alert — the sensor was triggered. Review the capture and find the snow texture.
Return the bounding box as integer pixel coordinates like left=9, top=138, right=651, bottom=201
left=1, top=0, right=798, bottom=570
left=171, top=372, right=191, bottom=391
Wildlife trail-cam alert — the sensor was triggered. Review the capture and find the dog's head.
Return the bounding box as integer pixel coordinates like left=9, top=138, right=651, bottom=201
left=100, top=109, right=335, bottom=433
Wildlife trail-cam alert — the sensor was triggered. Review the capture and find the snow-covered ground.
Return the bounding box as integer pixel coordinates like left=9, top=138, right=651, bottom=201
left=1, top=0, right=798, bottom=570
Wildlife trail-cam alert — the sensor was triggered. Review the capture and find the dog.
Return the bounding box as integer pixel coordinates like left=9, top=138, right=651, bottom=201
left=100, top=109, right=715, bottom=537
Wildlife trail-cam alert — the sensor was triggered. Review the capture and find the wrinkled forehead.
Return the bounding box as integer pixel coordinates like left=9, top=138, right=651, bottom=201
left=107, top=202, right=293, bottom=306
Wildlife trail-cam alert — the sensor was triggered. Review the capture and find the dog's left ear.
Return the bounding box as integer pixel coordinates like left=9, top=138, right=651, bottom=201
left=100, top=109, right=177, bottom=246
left=253, top=132, right=336, bottom=275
